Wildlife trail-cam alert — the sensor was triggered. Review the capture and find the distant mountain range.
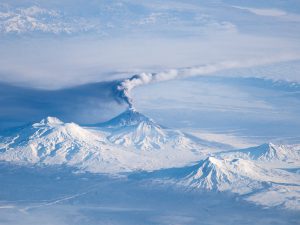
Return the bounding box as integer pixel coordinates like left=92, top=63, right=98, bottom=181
left=0, top=109, right=214, bottom=173
left=0, top=108, right=299, bottom=210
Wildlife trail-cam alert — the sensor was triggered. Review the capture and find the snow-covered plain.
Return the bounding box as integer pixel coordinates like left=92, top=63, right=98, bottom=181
left=0, top=162, right=299, bottom=225
left=0, top=108, right=299, bottom=218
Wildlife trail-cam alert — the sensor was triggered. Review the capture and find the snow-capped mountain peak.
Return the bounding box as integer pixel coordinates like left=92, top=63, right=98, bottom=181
left=0, top=116, right=204, bottom=173
left=220, top=142, right=300, bottom=161
left=178, top=156, right=296, bottom=195
left=33, top=116, right=63, bottom=127
left=98, top=109, right=168, bottom=150
left=97, top=109, right=205, bottom=151
left=100, top=108, right=156, bottom=129
left=186, top=156, right=236, bottom=190
left=0, top=117, right=109, bottom=166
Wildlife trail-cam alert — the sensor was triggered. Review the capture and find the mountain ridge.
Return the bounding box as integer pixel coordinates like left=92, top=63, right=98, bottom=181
left=0, top=112, right=300, bottom=210
left=219, top=142, right=300, bottom=162
left=0, top=111, right=208, bottom=172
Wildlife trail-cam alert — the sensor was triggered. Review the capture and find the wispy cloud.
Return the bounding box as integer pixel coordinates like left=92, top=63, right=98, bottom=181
left=0, top=5, right=100, bottom=34
left=0, top=1, right=238, bottom=36
left=233, top=6, right=300, bottom=22
left=234, top=6, right=286, bottom=17
left=0, top=1, right=299, bottom=90
left=116, top=54, right=300, bottom=108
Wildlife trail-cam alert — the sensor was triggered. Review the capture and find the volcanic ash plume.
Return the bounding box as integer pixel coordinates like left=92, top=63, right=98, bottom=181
left=116, top=56, right=300, bottom=108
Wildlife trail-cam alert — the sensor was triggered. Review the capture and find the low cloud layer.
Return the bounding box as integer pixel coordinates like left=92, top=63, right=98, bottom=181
left=0, top=0, right=300, bottom=89
left=234, top=6, right=300, bottom=21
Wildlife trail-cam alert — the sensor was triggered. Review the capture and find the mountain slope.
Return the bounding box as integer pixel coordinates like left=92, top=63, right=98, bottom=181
left=0, top=117, right=144, bottom=173
left=99, top=109, right=168, bottom=150
left=0, top=115, right=207, bottom=173
left=219, top=143, right=300, bottom=162
left=181, top=157, right=266, bottom=194
left=97, top=108, right=213, bottom=152
left=155, top=156, right=300, bottom=209
left=0, top=117, right=104, bottom=163
left=0, top=115, right=300, bottom=210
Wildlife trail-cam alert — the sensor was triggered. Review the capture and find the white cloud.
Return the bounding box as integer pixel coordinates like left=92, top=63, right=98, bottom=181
left=0, top=32, right=299, bottom=89
left=192, top=13, right=237, bottom=33
left=233, top=6, right=300, bottom=21
left=117, top=54, right=300, bottom=107
left=0, top=1, right=299, bottom=90
left=0, top=6, right=100, bottom=34
left=19, top=6, right=58, bottom=17
left=131, top=0, right=203, bottom=12
left=136, top=13, right=172, bottom=25
left=242, top=7, right=286, bottom=17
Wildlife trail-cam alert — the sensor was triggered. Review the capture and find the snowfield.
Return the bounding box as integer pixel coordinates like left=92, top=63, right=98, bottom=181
left=0, top=109, right=300, bottom=212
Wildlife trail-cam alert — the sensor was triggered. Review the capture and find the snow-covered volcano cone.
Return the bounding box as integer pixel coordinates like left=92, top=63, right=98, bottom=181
left=0, top=117, right=108, bottom=166
left=219, top=143, right=300, bottom=162
left=98, top=108, right=206, bottom=151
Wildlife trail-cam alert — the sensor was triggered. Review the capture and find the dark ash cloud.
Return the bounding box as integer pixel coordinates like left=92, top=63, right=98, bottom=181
left=0, top=81, right=126, bottom=130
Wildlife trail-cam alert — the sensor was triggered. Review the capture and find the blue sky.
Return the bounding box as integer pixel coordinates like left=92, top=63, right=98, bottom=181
left=0, top=0, right=299, bottom=143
